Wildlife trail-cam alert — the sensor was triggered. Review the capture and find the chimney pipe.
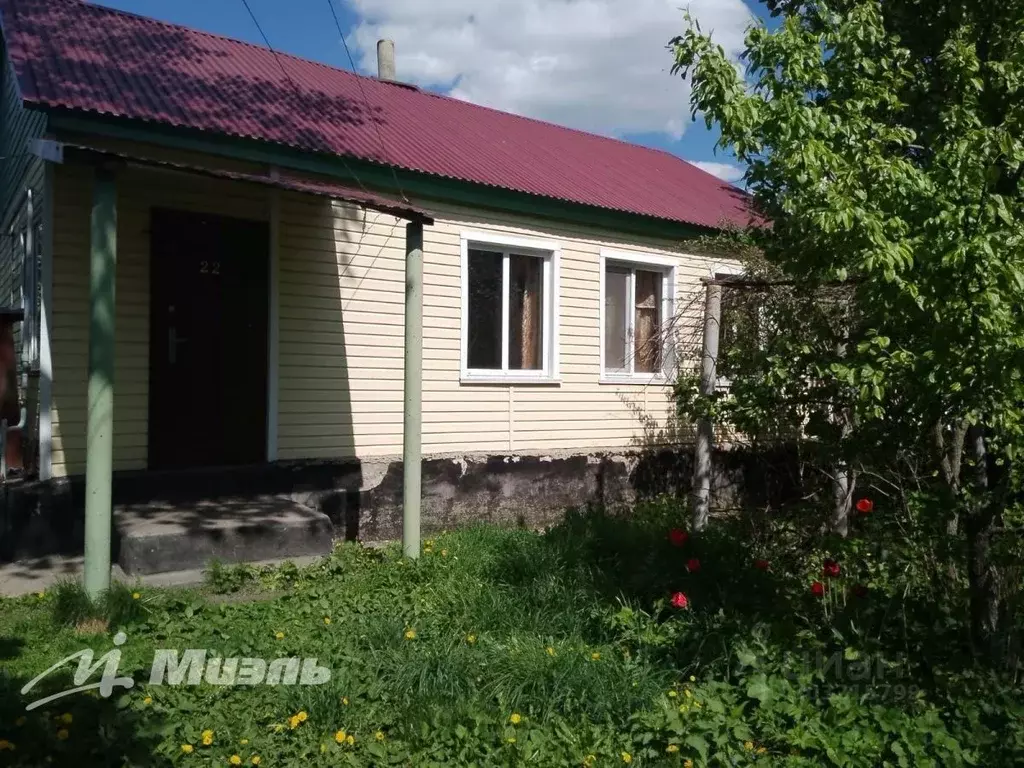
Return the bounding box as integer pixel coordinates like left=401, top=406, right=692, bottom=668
left=377, top=39, right=396, bottom=80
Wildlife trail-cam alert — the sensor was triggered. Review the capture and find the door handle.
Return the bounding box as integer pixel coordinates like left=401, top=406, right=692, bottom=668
left=169, top=327, right=188, bottom=364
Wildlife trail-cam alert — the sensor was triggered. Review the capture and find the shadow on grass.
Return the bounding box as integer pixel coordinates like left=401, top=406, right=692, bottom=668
left=0, top=649, right=169, bottom=766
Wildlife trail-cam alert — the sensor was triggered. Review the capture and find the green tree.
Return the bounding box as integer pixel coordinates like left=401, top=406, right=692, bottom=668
left=672, top=0, right=1024, bottom=657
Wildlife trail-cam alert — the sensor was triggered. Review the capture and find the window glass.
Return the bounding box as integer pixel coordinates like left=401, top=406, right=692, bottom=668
left=604, top=266, right=629, bottom=372
left=466, top=249, right=503, bottom=370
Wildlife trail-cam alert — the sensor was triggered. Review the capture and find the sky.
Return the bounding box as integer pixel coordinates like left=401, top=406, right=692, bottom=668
left=93, top=0, right=769, bottom=184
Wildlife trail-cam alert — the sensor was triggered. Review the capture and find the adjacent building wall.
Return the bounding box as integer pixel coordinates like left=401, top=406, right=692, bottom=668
left=49, top=154, right=731, bottom=477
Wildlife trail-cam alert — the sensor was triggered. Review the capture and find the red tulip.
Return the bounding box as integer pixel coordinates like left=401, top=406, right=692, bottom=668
left=686, top=558, right=701, bottom=573
left=822, top=559, right=841, bottom=578
left=811, top=581, right=826, bottom=597
left=670, top=591, right=689, bottom=609
left=668, top=528, right=689, bottom=547
left=852, top=584, right=869, bottom=598
left=754, top=559, right=770, bottom=571
left=855, top=498, right=873, bottom=514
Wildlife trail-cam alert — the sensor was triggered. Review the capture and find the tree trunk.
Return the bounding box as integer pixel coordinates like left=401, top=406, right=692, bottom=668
left=964, top=424, right=1001, bottom=660
left=830, top=463, right=853, bottom=537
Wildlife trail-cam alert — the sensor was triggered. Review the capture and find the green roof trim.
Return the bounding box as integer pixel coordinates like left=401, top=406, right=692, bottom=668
left=48, top=110, right=708, bottom=242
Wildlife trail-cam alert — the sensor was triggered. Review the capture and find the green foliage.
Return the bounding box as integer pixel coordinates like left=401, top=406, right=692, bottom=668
left=2, top=511, right=1021, bottom=766
left=50, top=578, right=149, bottom=629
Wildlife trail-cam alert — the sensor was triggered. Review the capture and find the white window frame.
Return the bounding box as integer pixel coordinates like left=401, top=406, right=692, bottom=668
left=460, top=231, right=561, bottom=384
left=599, top=249, right=678, bottom=385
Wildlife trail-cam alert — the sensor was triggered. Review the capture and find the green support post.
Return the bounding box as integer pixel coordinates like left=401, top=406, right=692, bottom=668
left=83, top=169, right=117, bottom=599
left=402, top=221, right=423, bottom=559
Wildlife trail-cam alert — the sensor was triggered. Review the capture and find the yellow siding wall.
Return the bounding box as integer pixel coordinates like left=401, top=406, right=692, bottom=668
left=51, top=159, right=731, bottom=476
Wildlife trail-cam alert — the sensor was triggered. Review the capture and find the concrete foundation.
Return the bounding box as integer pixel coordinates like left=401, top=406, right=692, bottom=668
left=0, top=447, right=806, bottom=573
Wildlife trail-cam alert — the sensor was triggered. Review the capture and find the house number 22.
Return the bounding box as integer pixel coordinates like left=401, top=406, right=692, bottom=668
left=199, top=260, right=221, bottom=275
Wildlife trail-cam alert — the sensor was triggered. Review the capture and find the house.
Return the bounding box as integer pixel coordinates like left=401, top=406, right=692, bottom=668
left=0, top=0, right=752, bottom=570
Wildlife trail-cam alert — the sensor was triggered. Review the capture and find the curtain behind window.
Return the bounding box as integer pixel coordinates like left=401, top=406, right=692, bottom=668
left=634, top=269, right=661, bottom=373
left=509, top=254, right=543, bottom=370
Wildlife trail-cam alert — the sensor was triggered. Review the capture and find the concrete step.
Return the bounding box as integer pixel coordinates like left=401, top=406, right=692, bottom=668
left=114, top=496, right=334, bottom=575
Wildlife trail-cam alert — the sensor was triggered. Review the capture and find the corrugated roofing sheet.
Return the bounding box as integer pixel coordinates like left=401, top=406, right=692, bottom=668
left=0, top=0, right=756, bottom=230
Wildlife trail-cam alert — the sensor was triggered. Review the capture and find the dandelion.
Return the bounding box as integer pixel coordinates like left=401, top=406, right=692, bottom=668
left=275, top=631, right=285, bottom=640
left=757, top=746, right=767, bottom=754
left=375, top=730, right=385, bottom=741
left=36, top=591, right=45, bottom=598
left=324, top=617, right=331, bottom=625
left=583, top=756, right=597, bottom=767
left=132, top=592, right=141, bottom=600
left=239, top=739, right=249, bottom=746
left=334, top=730, right=347, bottom=744
left=346, top=734, right=354, bottom=746
left=684, top=689, right=692, bottom=698
left=341, top=697, right=349, bottom=706
left=684, top=760, right=694, bottom=768
left=546, top=646, right=555, bottom=656
left=591, top=651, right=601, bottom=661
left=143, top=696, right=152, bottom=705
left=466, top=634, right=477, bottom=644
left=60, top=713, right=73, bottom=724
left=689, top=675, right=696, bottom=682
left=404, top=629, right=416, bottom=640
left=668, top=690, right=678, bottom=698
left=251, top=758, right=261, bottom=766
left=621, top=751, right=632, bottom=763
left=509, top=713, right=522, bottom=725
left=666, top=744, right=679, bottom=753
left=744, top=741, right=754, bottom=751
left=181, top=744, right=194, bottom=754
left=57, top=729, right=69, bottom=740
left=441, top=549, right=448, bottom=557
left=288, top=716, right=300, bottom=729
left=296, top=711, right=308, bottom=723
left=230, top=756, right=242, bottom=766
left=507, top=736, right=517, bottom=744
left=694, top=701, right=702, bottom=709
left=0, top=740, right=14, bottom=751
left=202, top=730, right=214, bottom=746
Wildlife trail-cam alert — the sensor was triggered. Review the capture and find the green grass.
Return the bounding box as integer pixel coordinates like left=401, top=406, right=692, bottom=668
left=0, top=503, right=1021, bottom=766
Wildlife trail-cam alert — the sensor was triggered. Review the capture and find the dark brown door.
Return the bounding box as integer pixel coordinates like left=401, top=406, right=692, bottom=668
left=149, top=208, right=269, bottom=470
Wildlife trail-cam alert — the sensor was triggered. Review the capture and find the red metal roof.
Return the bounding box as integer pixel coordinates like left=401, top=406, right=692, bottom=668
left=0, top=0, right=756, bottom=230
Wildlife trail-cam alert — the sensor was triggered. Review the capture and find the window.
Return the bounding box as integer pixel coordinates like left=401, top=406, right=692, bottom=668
left=600, top=251, right=676, bottom=381
left=461, top=232, right=559, bottom=382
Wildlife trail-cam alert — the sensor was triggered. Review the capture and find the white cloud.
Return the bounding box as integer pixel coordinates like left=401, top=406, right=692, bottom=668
left=691, top=161, right=745, bottom=183
left=345, top=0, right=755, bottom=140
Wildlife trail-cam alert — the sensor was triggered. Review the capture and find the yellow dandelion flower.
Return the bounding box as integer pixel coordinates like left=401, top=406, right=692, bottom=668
left=143, top=696, right=152, bottom=705
left=56, top=729, right=69, bottom=741
left=323, top=617, right=331, bottom=625
left=334, top=730, right=347, bottom=744
left=506, top=736, right=517, bottom=744
left=239, top=739, right=249, bottom=745
left=684, top=689, right=692, bottom=698
left=296, top=711, right=308, bottom=723
left=132, top=592, right=141, bottom=600
left=509, top=713, right=522, bottom=725
left=202, top=730, right=214, bottom=746
left=375, top=730, right=385, bottom=741
left=591, top=651, right=601, bottom=661
left=0, top=740, right=14, bottom=751
left=694, top=701, right=702, bottom=709
left=272, top=724, right=284, bottom=733
left=36, top=591, right=44, bottom=598
left=583, top=756, right=596, bottom=767
left=466, top=633, right=477, bottom=644
left=441, top=549, right=448, bottom=557
left=621, top=751, right=632, bottom=763
left=251, top=758, right=261, bottom=766
left=546, top=646, right=555, bottom=656
left=288, top=716, right=300, bottom=729
left=689, top=675, right=696, bottom=682
left=275, top=631, right=285, bottom=640
left=757, top=747, right=767, bottom=754
left=230, top=756, right=242, bottom=766
left=15, top=717, right=25, bottom=727
left=744, top=741, right=754, bottom=751
left=425, top=539, right=434, bottom=547
left=679, top=704, right=690, bottom=713
left=666, top=744, right=679, bottom=753
left=346, top=734, right=354, bottom=746
left=341, top=697, right=349, bottom=706
left=404, top=629, right=416, bottom=640
left=60, top=713, right=73, bottom=724
left=668, top=690, right=678, bottom=698
left=684, top=760, right=694, bottom=768
left=181, top=744, right=194, bottom=754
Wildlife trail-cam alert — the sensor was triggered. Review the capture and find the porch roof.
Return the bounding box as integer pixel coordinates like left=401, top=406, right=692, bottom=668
left=56, top=142, right=435, bottom=225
